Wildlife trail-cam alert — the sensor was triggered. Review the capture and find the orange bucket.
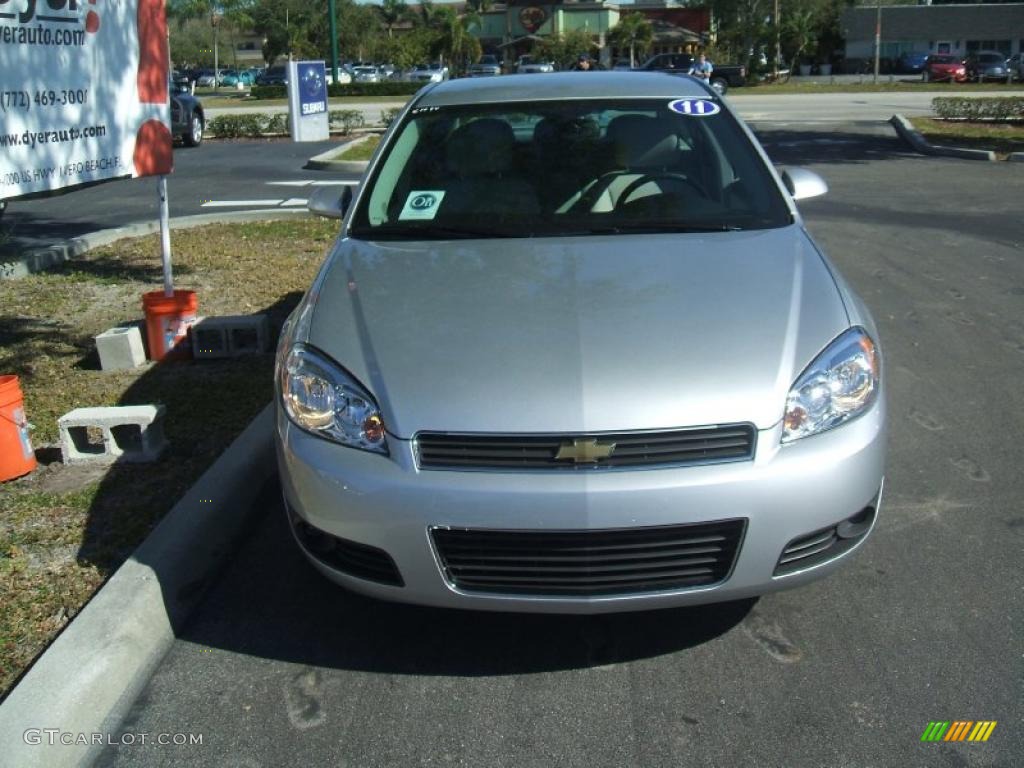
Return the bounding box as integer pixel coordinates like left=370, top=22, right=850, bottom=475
left=142, top=289, right=198, bottom=361
left=0, top=375, right=36, bottom=482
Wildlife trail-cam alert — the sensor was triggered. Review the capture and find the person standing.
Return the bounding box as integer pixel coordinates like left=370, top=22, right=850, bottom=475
left=688, top=53, right=713, bottom=82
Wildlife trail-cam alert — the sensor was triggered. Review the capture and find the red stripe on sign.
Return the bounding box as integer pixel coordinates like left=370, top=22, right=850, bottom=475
left=133, top=119, right=173, bottom=176
left=137, top=0, right=168, bottom=104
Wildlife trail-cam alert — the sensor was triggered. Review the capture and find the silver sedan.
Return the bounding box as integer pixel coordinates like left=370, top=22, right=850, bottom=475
left=276, top=73, right=886, bottom=613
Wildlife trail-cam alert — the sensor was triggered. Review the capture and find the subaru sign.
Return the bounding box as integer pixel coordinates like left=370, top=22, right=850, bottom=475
left=287, top=60, right=329, bottom=142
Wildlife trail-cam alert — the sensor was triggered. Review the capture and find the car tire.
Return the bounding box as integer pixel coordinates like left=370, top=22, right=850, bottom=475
left=710, top=77, right=728, bottom=95
left=183, top=111, right=203, bottom=147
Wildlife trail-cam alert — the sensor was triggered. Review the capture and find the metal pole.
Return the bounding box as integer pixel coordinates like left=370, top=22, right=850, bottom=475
left=873, top=2, right=881, bottom=84
left=158, top=176, right=173, bottom=297
left=328, top=0, right=339, bottom=84
left=774, top=0, right=780, bottom=79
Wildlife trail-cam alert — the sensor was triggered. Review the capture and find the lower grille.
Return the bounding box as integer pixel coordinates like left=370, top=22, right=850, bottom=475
left=417, top=425, right=756, bottom=471
left=291, top=517, right=403, bottom=587
left=774, top=505, right=876, bottom=576
left=432, top=520, right=745, bottom=596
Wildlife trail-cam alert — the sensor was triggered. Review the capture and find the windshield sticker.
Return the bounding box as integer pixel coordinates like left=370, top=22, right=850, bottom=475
left=399, top=190, right=446, bottom=220
left=668, top=99, right=721, bottom=117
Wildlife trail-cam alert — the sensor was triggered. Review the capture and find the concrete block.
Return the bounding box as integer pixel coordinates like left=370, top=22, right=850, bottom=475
left=58, top=405, right=167, bottom=465
left=192, top=314, right=270, bottom=359
left=95, top=325, right=146, bottom=371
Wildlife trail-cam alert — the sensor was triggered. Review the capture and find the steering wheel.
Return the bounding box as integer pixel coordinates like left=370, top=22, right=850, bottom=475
left=614, top=172, right=704, bottom=210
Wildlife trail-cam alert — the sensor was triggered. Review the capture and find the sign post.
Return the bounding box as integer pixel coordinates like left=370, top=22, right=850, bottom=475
left=287, top=60, right=330, bottom=143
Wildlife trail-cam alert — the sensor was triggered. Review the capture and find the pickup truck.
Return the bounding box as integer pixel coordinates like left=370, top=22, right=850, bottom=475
left=636, top=53, right=746, bottom=95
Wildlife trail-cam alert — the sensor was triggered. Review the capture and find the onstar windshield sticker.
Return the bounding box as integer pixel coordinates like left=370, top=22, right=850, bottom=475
left=399, top=190, right=446, bottom=220
left=668, top=99, right=721, bottom=116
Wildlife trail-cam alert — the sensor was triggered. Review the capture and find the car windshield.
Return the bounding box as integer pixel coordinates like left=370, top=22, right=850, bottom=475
left=933, top=55, right=957, bottom=64
left=979, top=53, right=1003, bottom=63
left=349, top=98, right=792, bottom=240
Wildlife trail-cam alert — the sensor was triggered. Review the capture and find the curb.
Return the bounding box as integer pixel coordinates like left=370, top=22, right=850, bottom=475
left=0, top=404, right=276, bottom=768
left=1, top=209, right=311, bottom=280
left=305, top=135, right=374, bottom=173
left=889, top=114, right=997, bottom=161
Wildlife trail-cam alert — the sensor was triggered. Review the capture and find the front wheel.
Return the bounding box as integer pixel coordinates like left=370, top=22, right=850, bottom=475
left=710, top=77, right=728, bottom=95
left=183, top=111, right=203, bottom=147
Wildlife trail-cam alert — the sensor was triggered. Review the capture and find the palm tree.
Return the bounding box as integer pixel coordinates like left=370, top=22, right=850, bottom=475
left=376, top=0, right=409, bottom=39
left=431, top=7, right=480, bottom=73
left=608, top=12, right=653, bottom=68
left=413, top=0, right=437, bottom=28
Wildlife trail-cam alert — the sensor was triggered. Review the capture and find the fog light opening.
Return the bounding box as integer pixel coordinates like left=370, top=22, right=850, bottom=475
left=836, top=505, right=875, bottom=540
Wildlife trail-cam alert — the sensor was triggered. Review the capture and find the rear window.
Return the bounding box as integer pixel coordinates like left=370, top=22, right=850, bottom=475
left=349, top=98, right=791, bottom=240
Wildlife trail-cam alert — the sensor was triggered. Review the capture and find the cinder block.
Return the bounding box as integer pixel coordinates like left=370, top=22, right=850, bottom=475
left=58, top=405, right=167, bottom=465
left=191, top=314, right=270, bottom=359
left=95, top=324, right=146, bottom=371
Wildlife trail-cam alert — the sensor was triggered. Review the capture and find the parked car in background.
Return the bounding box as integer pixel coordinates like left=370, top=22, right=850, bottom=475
left=405, top=62, right=449, bottom=83
left=169, top=80, right=204, bottom=147
left=637, top=53, right=746, bottom=95
left=516, top=55, right=555, bottom=74
left=326, top=66, right=353, bottom=85
left=964, top=50, right=1009, bottom=82
left=897, top=51, right=929, bottom=74
left=1006, top=53, right=1024, bottom=81
left=282, top=72, right=886, bottom=613
left=194, top=69, right=217, bottom=88
left=353, top=65, right=381, bottom=83
left=468, top=54, right=503, bottom=77
left=219, top=70, right=255, bottom=87
left=611, top=58, right=633, bottom=71
left=922, top=54, right=966, bottom=83
left=378, top=63, right=398, bottom=80
left=256, top=66, right=288, bottom=86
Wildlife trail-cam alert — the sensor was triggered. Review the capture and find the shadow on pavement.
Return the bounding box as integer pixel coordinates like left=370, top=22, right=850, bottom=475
left=179, top=478, right=756, bottom=676
left=72, top=292, right=303, bottom=576
left=754, top=127, right=915, bottom=166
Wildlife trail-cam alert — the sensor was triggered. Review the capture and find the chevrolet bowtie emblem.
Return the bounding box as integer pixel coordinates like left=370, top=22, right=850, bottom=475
left=555, top=438, right=617, bottom=463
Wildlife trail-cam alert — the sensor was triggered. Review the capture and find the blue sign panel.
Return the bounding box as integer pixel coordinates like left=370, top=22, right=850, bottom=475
left=297, top=61, right=327, bottom=117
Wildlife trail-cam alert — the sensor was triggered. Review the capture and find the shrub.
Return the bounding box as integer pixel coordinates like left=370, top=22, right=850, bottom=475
left=380, top=107, right=402, bottom=128
left=264, top=113, right=289, bottom=134
left=932, top=97, right=1024, bottom=121
left=206, top=114, right=265, bottom=138
left=329, top=109, right=366, bottom=134
left=250, top=82, right=421, bottom=100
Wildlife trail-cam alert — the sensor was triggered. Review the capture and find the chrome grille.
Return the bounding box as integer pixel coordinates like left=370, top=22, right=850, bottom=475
left=432, top=520, right=745, bottom=596
left=416, top=425, right=756, bottom=471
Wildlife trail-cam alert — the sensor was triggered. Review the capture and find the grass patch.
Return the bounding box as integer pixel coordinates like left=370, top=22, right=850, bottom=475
left=908, top=117, right=1024, bottom=158
left=734, top=81, right=1024, bottom=95
left=0, top=218, right=336, bottom=699
left=337, top=135, right=381, bottom=161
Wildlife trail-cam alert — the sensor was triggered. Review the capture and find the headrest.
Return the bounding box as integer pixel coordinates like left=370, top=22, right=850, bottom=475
left=607, top=115, right=680, bottom=168
left=446, top=119, right=516, bottom=177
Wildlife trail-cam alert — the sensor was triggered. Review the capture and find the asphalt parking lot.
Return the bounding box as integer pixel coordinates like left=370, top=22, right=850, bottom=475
left=96, top=125, right=1023, bottom=768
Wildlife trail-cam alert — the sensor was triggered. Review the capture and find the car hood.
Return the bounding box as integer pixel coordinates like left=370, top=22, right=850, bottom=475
left=306, top=226, right=850, bottom=438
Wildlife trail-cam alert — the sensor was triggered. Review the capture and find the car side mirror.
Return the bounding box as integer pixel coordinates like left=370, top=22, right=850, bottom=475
left=307, top=185, right=353, bottom=220
left=780, top=167, right=828, bottom=201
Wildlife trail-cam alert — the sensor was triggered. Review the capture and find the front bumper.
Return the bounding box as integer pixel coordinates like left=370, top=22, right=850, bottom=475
left=276, top=397, right=886, bottom=614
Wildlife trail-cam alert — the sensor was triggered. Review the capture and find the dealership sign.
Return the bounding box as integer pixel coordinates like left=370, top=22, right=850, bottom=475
left=0, top=0, right=173, bottom=200
left=287, top=60, right=329, bottom=142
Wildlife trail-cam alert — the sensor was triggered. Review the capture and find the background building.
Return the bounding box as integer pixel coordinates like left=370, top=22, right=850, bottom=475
left=841, top=3, right=1024, bottom=61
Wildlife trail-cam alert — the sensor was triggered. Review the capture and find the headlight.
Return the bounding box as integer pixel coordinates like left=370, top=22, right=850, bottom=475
left=280, top=344, right=388, bottom=454
left=782, top=328, right=880, bottom=443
